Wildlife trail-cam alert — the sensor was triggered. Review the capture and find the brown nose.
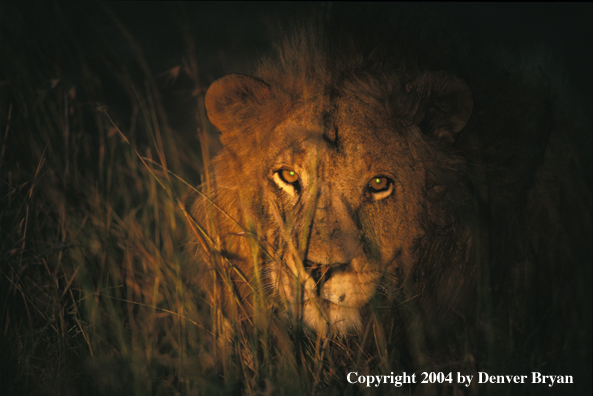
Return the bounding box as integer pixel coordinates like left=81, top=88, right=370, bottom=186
left=304, top=259, right=349, bottom=296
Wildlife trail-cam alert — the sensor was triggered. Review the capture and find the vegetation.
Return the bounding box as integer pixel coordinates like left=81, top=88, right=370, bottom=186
left=1, top=2, right=216, bottom=394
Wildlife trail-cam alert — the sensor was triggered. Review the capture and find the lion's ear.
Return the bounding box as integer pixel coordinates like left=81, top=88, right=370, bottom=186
left=409, top=71, right=473, bottom=143
left=205, top=74, right=274, bottom=135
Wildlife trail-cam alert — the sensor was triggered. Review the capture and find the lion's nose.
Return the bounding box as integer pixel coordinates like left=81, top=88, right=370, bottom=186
left=304, top=259, right=348, bottom=295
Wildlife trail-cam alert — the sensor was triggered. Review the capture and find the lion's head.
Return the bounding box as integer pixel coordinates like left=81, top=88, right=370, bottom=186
left=190, top=26, right=479, bottom=338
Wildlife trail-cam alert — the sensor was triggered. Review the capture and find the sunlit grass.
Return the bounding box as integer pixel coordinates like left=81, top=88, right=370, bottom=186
left=0, top=3, right=344, bottom=395
left=1, top=3, right=209, bottom=395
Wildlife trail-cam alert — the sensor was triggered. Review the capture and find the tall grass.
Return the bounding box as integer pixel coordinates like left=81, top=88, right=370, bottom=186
left=0, top=2, right=345, bottom=395
left=1, top=2, right=216, bottom=394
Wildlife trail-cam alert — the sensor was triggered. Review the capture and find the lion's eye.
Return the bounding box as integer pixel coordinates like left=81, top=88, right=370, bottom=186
left=364, top=176, right=393, bottom=201
left=280, top=169, right=299, bottom=184
left=369, top=177, right=388, bottom=191
left=274, top=168, right=301, bottom=196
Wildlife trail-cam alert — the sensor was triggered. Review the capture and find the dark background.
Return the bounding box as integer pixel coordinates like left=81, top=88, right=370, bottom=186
left=112, top=2, right=593, bottom=106
left=111, top=3, right=593, bottom=102
left=3, top=2, right=591, bottom=140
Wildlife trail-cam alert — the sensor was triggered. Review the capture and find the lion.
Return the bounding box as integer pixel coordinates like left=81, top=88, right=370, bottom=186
left=188, top=16, right=591, bottom=386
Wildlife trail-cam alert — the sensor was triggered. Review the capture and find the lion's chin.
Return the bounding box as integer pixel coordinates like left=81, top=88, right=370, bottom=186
left=302, top=300, right=362, bottom=336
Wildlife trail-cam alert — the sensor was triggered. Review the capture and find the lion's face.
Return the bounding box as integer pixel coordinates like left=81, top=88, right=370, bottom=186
left=258, top=101, right=426, bottom=335
left=202, top=71, right=472, bottom=336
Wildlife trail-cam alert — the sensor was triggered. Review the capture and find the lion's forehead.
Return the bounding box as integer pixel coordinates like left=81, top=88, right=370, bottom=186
left=271, top=119, right=410, bottom=182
